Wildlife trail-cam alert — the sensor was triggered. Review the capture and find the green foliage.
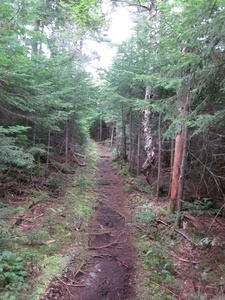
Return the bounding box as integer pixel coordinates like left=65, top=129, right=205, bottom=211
left=135, top=203, right=157, bottom=225
left=0, top=127, right=34, bottom=170
left=46, top=175, right=67, bottom=196
left=182, top=198, right=219, bottom=216
left=133, top=176, right=154, bottom=194
left=0, top=230, right=12, bottom=251
left=0, top=251, right=28, bottom=287
left=32, top=191, right=50, bottom=202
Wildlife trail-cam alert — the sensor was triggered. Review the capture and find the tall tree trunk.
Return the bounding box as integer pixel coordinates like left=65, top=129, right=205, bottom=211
left=170, top=130, right=184, bottom=209
left=65, top=121, right=69, bottom=165
left=45, top=131, right=51, bottom=177
left=99, top=112, right=102, bottom=141
left=121, top=106, right=127, bottom=160
left=142, top=86, right=155, bottom=181
left=156, top=114, right=162, bottom=199
left=141, top=0, right=157, bottom=179
left=129, top=107, right=133, bottom=171
left=32, top=20, right=41, bottom=56
left=168, top=139, right=175, bottom=197
left=136, top=112, right=141, bottom=176
left=32, top=125, right=36, bottom=146
left=110, top=125, right=115, bottom=148
left=175, top=126, right=189, bottom=227
left=170, top=91, right=190, bottom=218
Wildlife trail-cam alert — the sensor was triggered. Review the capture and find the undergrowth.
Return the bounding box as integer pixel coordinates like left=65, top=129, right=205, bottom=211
left=0, top=140, right=99, bottom=299
left=131, top=197, right=181, bottom=300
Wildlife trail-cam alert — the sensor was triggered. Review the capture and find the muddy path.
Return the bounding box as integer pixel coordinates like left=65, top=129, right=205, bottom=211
left=45, top=143, right=136, bottom=300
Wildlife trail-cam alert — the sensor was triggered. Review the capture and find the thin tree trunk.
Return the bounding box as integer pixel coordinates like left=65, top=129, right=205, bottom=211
left=129, top=107, right=133, bottom=171
left=121, top=106, right=127, bottom=160
left=175, top=126, right=189, bottom=227
left=45, top=131, right=51, bottom=177
left=142, top=86, right=155, bottom=180
left=32, top=125, right=36, bottom=146
left=170, top=88, right=190, bottom=217
left=65, top=121, right=69, bottom=165
left=170, top=130, right=184, bottom=209
left=110, top=125, right=115, bottom=148
left=156, top=114, right=162, bottom=199
left=99, top=112, right=102, bottom=141
left=168, top=139, right=175, bottom=197
left=136, top=112, right=141, bottom=176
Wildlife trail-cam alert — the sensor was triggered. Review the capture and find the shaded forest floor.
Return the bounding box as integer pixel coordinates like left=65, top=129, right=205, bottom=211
left=0, top=142, right=225, bottom=299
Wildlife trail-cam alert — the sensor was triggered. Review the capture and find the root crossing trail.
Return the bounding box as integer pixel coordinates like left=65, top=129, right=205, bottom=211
left=46, top=143, right=136, bottom=300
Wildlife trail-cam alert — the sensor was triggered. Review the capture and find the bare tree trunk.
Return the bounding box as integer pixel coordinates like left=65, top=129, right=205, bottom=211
left=142, top=87, right=155, bottom=180
left=121, top=106, right=127, bottom=160
left=110, top=125, right=115, bottom=148
left=168, top=139, right=175, bottom=197
left=129, top=107, right=133, bottom=172
left=136, top=112, right=141, bottom=176
left=170, top=89, right=190, bottom=219
left=65, top=121, right=69, bottom=165
left=45, top=131, right=51, bottom=177
left=156, top=114, right=162, bottom=199
left=99, top=112, right=102, bottom=141
left=32, top=125, right=36, bottom=146
left=141, top=0, right=157, bottom=180
left=175, top=126, right=189, bottom=227
left=170, top=130, right=184, bottom=208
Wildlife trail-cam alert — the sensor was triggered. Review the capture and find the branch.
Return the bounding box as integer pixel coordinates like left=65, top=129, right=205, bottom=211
left=189, top=151, right=224, bottom=195
left=89, top=232, right=125, bottom=250
left=110, top=0, right=154, bottom=12
left=157, top=219, right=198, bottom=246
left=0, top=104, right=33, bottom=120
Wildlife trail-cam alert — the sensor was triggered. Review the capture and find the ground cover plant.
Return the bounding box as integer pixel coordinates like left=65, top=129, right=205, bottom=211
left=0, top=141, right=99, bottom=299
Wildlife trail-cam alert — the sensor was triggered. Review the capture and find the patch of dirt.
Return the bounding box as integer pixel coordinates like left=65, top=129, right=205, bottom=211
left=44, top=143, right=137, bottom=300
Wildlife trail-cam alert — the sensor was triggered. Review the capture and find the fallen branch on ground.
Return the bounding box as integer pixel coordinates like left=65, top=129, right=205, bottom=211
left=157, top=219, right=198, bottom=246
left=150, top=280, right=183, bottom=300
left=89, top=232, right=125, bottom=250
left=52, top=275, right=85, bottom=287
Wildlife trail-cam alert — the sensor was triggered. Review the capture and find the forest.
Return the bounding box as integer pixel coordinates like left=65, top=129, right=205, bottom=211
left=0, top=0, right=225, bottom=299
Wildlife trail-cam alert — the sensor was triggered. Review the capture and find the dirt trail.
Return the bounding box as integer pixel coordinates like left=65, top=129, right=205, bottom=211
left=46, top=143, right=136, bottom=300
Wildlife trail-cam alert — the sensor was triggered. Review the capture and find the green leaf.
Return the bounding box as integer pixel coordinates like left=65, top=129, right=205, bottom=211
left=2, top=251, right=13, bottom=259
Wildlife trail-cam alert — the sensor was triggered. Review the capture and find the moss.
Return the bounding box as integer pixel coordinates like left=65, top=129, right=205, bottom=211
left=34, top=254, right=70, bottom=296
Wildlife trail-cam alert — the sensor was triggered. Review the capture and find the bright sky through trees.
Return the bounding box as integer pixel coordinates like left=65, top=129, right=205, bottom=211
left=86, top=6, right=134, bottom=73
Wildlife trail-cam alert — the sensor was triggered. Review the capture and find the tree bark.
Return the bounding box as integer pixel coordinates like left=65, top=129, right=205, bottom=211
left=45, top=131, right=51, bottom=177
left=128, top=107, right=133, bottom=172
left=142, top=87, right=155, bottom=180
left=136, top=112, right=141, bottom=176
left=175, top=126, right=189, bottom=227
left=99, top=112, right=102, bottom=141
left=170, top=130, right=184, bottom=209
left=110, top=125, right=115, bottom=148
left=170, top=89, right=190, bottom=217
left=65, top=121, right=69, bottom=165
left=156, top=114, right=162, bottom=199
left=121, top=106, right=127, bottom=160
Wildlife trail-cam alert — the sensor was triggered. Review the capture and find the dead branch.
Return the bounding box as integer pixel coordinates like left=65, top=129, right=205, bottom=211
left=157, top=219, right=198, bottom=246
left=150, top=280, right=184, bottom=300
left=69, top=144, right=86, bottom=166
left=170, top=252, right=200, bottom=264
left=53, top=275, right=85, bottom=287
left=89, top=232, right=125, bottom=250
left=208, top=202, right=225, bottom=231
